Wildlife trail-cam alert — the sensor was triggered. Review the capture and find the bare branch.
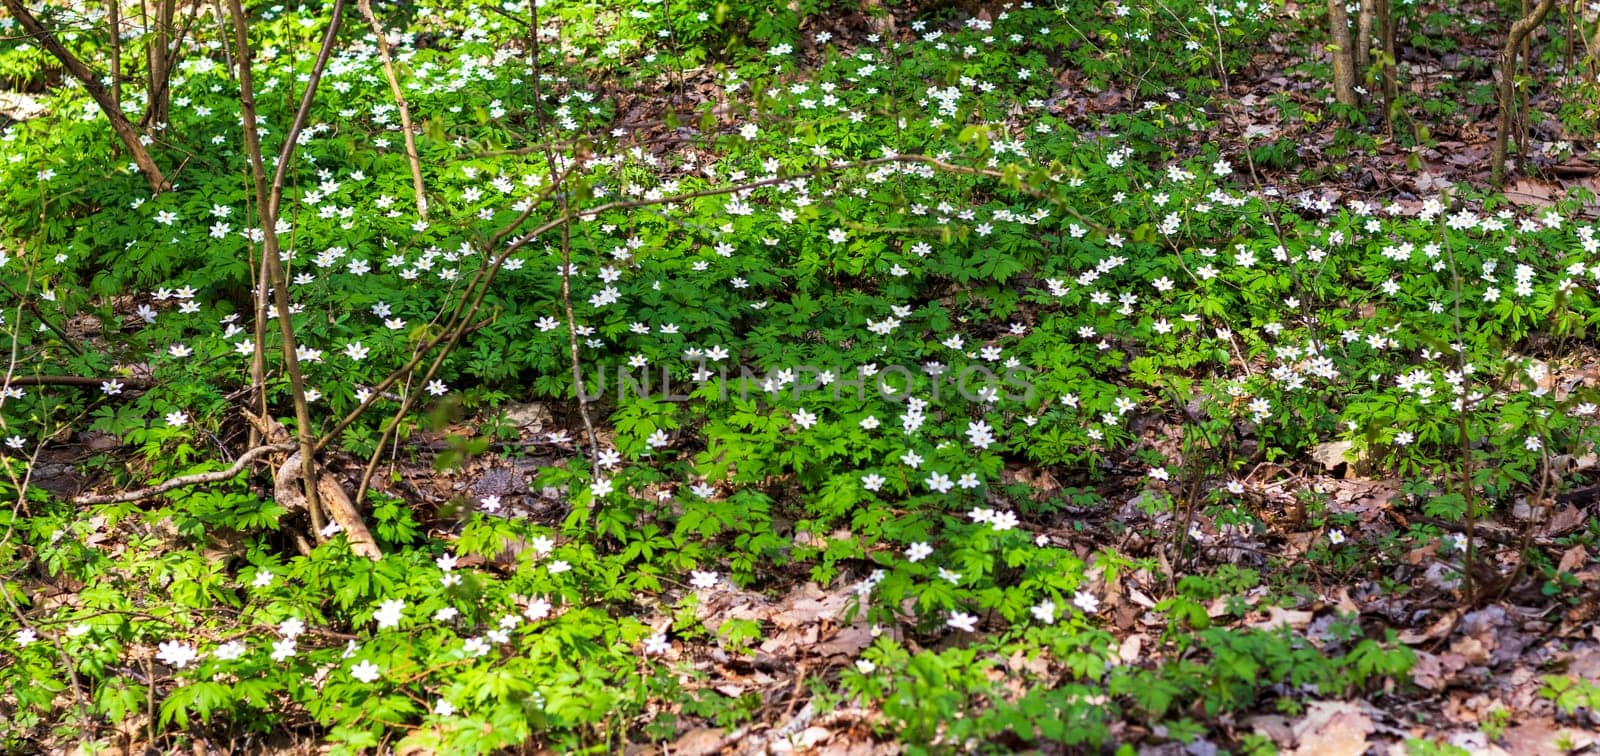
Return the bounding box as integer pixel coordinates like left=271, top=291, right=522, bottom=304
left=357, top=0, right=429, bottom=220
left=73, top=442, right=295, bottom=504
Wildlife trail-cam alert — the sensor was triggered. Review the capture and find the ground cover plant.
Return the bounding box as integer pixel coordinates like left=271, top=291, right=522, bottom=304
left=2, top=0, right=1600, bottom=752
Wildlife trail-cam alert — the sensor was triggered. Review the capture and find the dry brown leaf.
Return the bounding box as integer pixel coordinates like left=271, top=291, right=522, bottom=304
left=1310, top=440, right=1354, bottom=472
left=1506, top=178, right=1558, bottom=207
left=1117, top=634, right=1144, bottom=665
left=1501, top=720, right=1587, bottom=756
left=1290, top=701, right=1375, bottom=756
left=1244, top=714, right=1296, bottom=747
left=1407, top=541, right=1441, bottom=566
left=1449, top=636, right=1490, bottom=665
left=1334, top=587, right=1362, bottom=616
left=1543, top=506, right=1587, bottom=537
left=813, top=624, right=874, bottom=658
left=1558, top=545, right=1589, bottom=575
left=1398, top=610, right=1459, bottom=645
left=671, top=727, right=727, bottom=756
left=1410, top=652, right=1446, bottom=691
left=1250, top=606, right=1316, bottom=631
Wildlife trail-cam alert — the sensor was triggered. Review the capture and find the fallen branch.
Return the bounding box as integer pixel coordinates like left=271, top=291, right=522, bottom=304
left=73, top=442, right=295, bottom=505
left=275, top=449, right=383, bottom=560
left=5, top=375, right=153, bottom=388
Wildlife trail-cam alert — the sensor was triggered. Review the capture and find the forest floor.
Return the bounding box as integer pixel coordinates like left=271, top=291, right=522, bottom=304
left=7, top=0, right=1600, bottom=753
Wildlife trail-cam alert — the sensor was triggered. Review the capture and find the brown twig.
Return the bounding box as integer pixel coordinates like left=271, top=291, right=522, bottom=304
left=73, top=442, right=295, bottom=504
left=356, top=0, right=429, bottom=221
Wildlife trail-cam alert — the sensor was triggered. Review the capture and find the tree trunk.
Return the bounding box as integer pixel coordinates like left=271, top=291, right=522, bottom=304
left=0, top=0, right=169, bottom=193
left=1377, top=0, right=1397, bottom=102
left=1328, top=0, right=1360, bottom=108
left=1493, top=0, right=1557, bottom=185
left=1375, top=0, right=1398, bottom=135
left=108, top=0, right=122, bottom=107
left=1356, top=0, right=1373, bottom=71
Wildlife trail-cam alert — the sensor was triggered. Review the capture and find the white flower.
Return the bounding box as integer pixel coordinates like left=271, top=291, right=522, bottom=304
left=965, top=420, right=996, bottom=449
left=861, top=473, right=886, bottom=491
left=827, top=228, right=848, bottom=244
left=373, top=599, right=405, bottom=630
left=925, top=472, right=953, bottom=493
left=434, top=699, right=456, bottom=717
left=165, top=411, right=189, bottom=427
left=157, top=640, right=199, bottom=669
left=278, top=617, right=306, bottom=638
left=643, top=632, right=671, bottom=655
left=1073, top=590, right=1100, bottom=614
left=349, top=660, right=382, bottom=683
left=436, top=553, right=458, bottom=571
left=1030, top=599, right=1057, bottom=624
left=251, top=570, right=273, bottom=588
left=1328, top=529, right=1346, bottom=545
left=946, top=611, right=978, bottom=632
left=905, top=542, right=933, bottom=562
left=792, top=408, right=818, bottom=429
left=591, top=478, right=613, bottom=497
left=523, top=597, right=552, bottom=621
left=343, top=342, right=369, bottom=361
left=426, top=380, right=447, bottom=396
left=690, top=570, right=718, bottom=589
left=212, top=640, right=246, bottom=661
left=14, top=628, right=37, bottom=647
left=855, top=658, right=876, bottom=674
left=434, top=607, right=460, bottom=621
left=270, top=638, right=297, bottom=661
left=101, top=379, right=124, bottom=396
